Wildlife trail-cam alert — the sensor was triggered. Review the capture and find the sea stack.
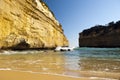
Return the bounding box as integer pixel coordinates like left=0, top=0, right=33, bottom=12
left=0, top=0, right=68, bottom=49
left=79, top=21, right=120, bottom=47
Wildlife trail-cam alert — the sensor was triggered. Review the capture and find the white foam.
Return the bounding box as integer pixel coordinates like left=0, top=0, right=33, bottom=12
left=42, top=68, right=49, bottom=71
left=105, top=68, right=109, bottom=71
left=0, top=69, right=117, bottom=80
left=0, top=68, right=12, bottom=71
left=31, top=72, right=81, bottom=79
left=0, top=50, right=44, bottom=55
left=90, top=77, right=117, bottom=80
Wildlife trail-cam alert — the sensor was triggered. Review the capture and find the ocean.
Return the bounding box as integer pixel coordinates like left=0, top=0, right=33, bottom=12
left=0, top=48, right=120, bottom=80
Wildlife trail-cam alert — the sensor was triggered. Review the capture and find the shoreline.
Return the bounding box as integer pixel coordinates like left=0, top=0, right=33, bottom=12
left=0, top=70, right=87, bottom=80
left=0, top=49, right=56, bottom=55
left=0, top=47, right=55, bottom=51
left=0, top=70, right=119, bottom=80
left=0, top=48, right=120, bottom=80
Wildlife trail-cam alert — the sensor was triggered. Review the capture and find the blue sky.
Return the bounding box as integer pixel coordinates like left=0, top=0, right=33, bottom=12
left=43, top=0, right=120, bottom=47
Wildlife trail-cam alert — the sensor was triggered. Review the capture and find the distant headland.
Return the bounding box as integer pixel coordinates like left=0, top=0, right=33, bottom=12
left=79, top=20, right=120, bottom=48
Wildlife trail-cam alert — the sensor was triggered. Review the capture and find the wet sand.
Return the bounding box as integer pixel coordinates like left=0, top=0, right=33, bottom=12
left=0, top=50, right=120, bottom=80
left=0, top=70, right=89, bottom=80
left=0, top=70, right=120, bottom=80
left=75, top=71, right=120, bottom=79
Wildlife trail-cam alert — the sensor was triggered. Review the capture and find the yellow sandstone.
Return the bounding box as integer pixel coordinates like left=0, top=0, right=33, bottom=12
left=0, top=0, right=68, bottom=49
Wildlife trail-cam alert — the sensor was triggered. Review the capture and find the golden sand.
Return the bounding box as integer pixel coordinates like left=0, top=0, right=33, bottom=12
left=0, top=70, right=120, bottom=80
left=0, top=51, right=120, bottom=80
left=0, top=70, right=90, bottom=80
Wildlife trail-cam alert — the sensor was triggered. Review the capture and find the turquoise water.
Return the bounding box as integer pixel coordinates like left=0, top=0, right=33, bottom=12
left=0, top=48, right=120, bottom=79
left=64, top=48, right=120, bottom=72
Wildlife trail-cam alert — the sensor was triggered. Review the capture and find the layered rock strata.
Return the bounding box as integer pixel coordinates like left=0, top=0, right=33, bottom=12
left=0, top=0, right=68, bottom=49
left=79, top=21, right=120, bottom=47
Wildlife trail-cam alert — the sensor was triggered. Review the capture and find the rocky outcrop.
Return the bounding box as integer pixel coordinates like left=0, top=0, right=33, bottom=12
left=0, top=0, right=68, bottom=50
left=79, top=21, right=120, bottom=47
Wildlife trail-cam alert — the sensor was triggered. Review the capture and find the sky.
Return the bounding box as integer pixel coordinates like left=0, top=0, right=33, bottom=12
left=43, top=0, right=120, bottom=47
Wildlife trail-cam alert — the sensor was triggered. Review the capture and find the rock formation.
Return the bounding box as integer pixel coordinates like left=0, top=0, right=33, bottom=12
left=0, top=0, right=68, bottom=50
left=79, top=21, right=120, bottom=47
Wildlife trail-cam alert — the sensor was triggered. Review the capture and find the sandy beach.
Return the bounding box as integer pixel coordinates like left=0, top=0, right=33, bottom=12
left=0, top=70, right=90, bottom=80
left=0, top=50, right=120, bottom=80
left=0, top=70, right=120, bottom=80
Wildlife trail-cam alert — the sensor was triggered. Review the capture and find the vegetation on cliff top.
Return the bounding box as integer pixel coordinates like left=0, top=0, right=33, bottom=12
left=79, top=20, right=120, bottom=47
left=80, top=20, right=120, bottom=37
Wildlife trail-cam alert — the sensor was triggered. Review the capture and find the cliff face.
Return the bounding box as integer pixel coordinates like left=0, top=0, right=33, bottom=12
left=79, top=21, right=120, bottom=47
left=0, top=0, right=68, bottom=49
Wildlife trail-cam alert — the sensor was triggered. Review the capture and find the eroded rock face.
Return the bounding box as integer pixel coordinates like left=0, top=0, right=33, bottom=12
left=0, top=0, right=68, bottom=49
left=79, top=21, right=120, bottom=47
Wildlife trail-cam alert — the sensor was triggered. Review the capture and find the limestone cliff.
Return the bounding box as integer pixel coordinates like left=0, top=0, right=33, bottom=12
left=79, top=21, right=120, bottom=47
left=0, top=0, right=68, bottom=49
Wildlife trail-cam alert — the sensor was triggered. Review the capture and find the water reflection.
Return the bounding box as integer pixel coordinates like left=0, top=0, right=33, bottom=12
left=0, top=49, right=120, bottom=79
left=0, top=51, right=66, bottom=74
left=0, top=50, right=120, bottom=73
left=64, top=51, right=81, bottom=71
